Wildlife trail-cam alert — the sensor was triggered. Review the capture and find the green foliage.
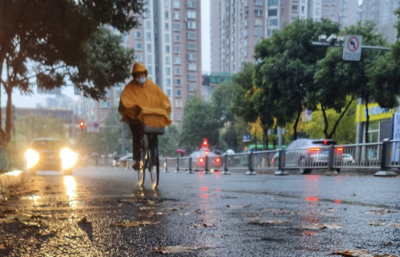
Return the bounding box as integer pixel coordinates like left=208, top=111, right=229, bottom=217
left=0, top=0, right=144, bottom=146
left=158, top=125, right=180, bottom=157
left=253, top=19, right=341, bottom=139
left=179, top=97, right=219, bottom=152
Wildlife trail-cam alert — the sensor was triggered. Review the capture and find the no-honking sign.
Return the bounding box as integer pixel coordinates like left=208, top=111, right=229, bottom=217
left=343, top=35, right=362, bottom=61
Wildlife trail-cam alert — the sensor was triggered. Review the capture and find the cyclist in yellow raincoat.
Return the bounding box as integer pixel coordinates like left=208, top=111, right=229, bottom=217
left=118, top=62, right=172, bottom=170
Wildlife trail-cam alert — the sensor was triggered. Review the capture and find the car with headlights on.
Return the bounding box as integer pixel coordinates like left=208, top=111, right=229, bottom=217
left=271, top=139, right=342, bottom=174
left=24, top=138, right=78, bottom=175
left=187, top=148, right=222, bottom=171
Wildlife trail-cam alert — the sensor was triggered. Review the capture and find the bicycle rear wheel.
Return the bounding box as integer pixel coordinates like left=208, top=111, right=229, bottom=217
left=148, top=137, right=159, bottom=189
left=137, top=136, right=148, bottom=187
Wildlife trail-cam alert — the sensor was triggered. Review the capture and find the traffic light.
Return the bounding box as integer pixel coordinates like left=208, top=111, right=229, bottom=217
left=79, top=120, right=85, bottom=130
left=202, top=138, right=208, bottom=148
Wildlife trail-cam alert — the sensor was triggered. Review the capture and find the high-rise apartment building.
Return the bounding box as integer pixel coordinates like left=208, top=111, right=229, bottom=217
left=211, top=0, right=358, bottom=73
left=360, top=0, right=399, bottom=43
left=126, top=0, right=202, bottom=125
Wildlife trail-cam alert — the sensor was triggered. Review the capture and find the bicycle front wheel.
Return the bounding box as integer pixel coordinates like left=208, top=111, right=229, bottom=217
left=149, top=153, right=159, bottom=189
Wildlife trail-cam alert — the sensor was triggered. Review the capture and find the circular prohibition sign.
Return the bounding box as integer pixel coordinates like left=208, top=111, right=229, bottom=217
left=347, top=36, right=360, bottom=52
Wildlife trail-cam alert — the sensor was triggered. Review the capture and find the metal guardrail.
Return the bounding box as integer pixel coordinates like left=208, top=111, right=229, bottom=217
left=162, top=139, right=398, bottom=177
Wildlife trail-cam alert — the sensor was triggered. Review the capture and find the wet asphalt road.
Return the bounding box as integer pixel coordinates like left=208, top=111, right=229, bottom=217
left=0, top=167, right=399, bottom=257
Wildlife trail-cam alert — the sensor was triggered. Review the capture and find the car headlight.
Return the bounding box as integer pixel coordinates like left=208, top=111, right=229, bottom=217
left=25, top=149, right=40, bottom=169
left=60, top=148, right=78, bottom=170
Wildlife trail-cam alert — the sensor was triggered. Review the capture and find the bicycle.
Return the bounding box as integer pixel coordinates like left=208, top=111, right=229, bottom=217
left=137, top=125, right=164, bottom=188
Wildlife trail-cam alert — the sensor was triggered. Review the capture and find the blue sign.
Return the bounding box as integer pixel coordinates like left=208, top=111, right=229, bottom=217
left=242, top=134, right=251, bottom=142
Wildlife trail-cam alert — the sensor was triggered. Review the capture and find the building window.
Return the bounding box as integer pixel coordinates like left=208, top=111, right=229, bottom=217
left=146, top=44, right=152, bottom=53
left=166, top=78, right=171, bottom=86
left=165, top=45, right=170, bottom=54
left=267, top=0, right=278, bottom=6
left=186, top=32, right=197, bottom=40
left=135, top=54, right=143, bottom=61
left=134, top=31, right=142, bottom=38
left=268, top=19, right=278, bottom=26
left=175, top=99, right=183, bottom=107
left=164, top=11, right=169, bottom=19
left=173, top=0, right=180, bottom=8
left=254, top=9, right=263, bottom=16
left=173, top=12, right=180, bottom=20
left=174, top=67, right=181, bottom=75
left=268, top=9, right=278, bottom=16
left=166, top=56, right=170, bottom=63
left=187, top=73, right=197, bottom=81
left=175, top=79, right=181, bottom=85
left=255, top=0, right=263, bottom=6
left=187, top=53, right=197, bottom=61
left=165, top=33, right=170, bottom=41
left=165, top=22, right=169, bottom=29
left=186, top=11, right=196, bottom=19
left=166, top=67, right=171, bottom=75
left=146, top=55, right=152, bottom=63
left=187, top=21, right=196, bottom=29
left=135, top=42, right=142, bottom=50
left=166, top=89, right=171, bottom=97
left=187, top=63, right=197, bottom=70
left=146, top=21, right=151, bottom=29
left=175, top=89, right=182, bottom=96
left=187, top=42, right=197, bottom=51
left=173, top=23, right=181, bottom=31
left=292, top=5, right=298, bottom=12
left=146, top=32, right=151, bottom=41
left=186, top=0, right=197, bottom=8
left=174, top=56, right=181, bottom=64
left=173, top=46, right=181, bottom=53
left=174, top=34, right=181, bottom=42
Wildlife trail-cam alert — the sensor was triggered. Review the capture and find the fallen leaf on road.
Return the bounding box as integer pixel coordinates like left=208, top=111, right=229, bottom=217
left=152, top=245, right=200, bottom=254
left=302, top=223, right=342, bottom=230
left=140, top=206, right=155, bottom=211
left=366, top=209, right=391, bottom=215
left=179, top=212, right=191, bottom=216
left=258, top=220, right=289, bottom=225
left=6, top=213, right=32, bottom=222
left=0, top=219, right=15, bottom=224
left=191, top=223, right=217, bottom=228
left=114, top=220, right=158, bottom=227
left=331, top=249, right=371, bottom=256
left=0, top=244, right=6, bottom=249
left=39, top=229, right=57, bottom=236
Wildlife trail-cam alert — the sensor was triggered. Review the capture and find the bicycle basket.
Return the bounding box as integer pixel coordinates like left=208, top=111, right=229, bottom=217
left=143, top=125, right=165, bottom=135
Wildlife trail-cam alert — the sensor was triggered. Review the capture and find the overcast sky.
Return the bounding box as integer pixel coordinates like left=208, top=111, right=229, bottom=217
left=1, top=0, right=211, bottom=108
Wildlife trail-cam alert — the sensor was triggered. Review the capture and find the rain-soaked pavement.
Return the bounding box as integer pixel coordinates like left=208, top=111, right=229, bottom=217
left=0, top=167, right=399, bottom=257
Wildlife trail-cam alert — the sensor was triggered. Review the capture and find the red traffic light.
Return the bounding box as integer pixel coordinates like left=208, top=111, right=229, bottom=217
left=202, top=138, right=208, bottom=148
left=79, top=120, right=85, bottom=130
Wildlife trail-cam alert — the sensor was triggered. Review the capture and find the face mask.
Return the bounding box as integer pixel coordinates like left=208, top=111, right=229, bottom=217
left=136, top=77, right=146, bottom=84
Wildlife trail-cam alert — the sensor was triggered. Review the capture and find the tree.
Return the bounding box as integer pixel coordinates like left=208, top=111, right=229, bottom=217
left=158, top=125, right=180, bottom=157
left=314, top=21, right=389, bottom=142
left=254, top=19, right=340, bottom=140
left=179, top=97, right=219, bottom=153
left=0, top=0, right=143, bottom=146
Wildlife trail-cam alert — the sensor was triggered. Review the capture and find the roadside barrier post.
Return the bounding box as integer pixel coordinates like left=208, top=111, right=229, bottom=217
left=275, top=149, right=289, bottom=175
left=245, top=151, right=256, bottom=175
left=325, top=145, right=337, bottom=175
left=187, top=157, right=193, bottom=174
left=222, top=153, right=231, bottom=175
left=204, top=155, right=210, bottom=174
left=164, top=157, right=168, bottom=173
left=175, top=156, right=180, bottom=173
left=375, top=138, right=397, bottom=177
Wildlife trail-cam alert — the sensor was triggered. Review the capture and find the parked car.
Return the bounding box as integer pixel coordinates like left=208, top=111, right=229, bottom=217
left=272, top=139, right=342, bottom=174
left=119, top=153, right=133, bottom=168
left=342, top=153, right=355, bottom=165
left=187, top=148, right=222, bottom=171
left=24, top=138, right=78, bottom=175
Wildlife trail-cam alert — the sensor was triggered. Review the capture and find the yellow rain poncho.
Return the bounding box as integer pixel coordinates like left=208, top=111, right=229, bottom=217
left=119, top=63, right=172, bottom=127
